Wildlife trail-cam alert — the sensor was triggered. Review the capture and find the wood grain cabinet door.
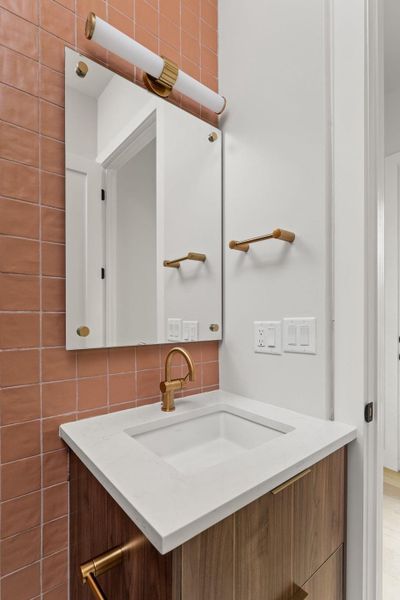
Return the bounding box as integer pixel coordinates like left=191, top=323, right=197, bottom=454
left=234, top=486, right=294, bottom=600
left=292, top=448, right=345, bottom=587
left=179, top=515, right=235, bottom=600
left=301, top=546, right=344, bottom=600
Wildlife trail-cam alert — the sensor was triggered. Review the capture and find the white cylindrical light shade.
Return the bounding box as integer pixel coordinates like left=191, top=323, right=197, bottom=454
left=92, top=16, right=164, bottom=78
left=89, top=15, right=225, bottom=114
left=175, top=71, right=225, bottom=114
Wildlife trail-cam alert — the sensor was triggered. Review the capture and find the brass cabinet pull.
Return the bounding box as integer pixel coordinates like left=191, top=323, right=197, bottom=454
left=291, top=586, right=309, bottom=599
left=80, top=545, right=124, bottom=600
left=271, top=468, right=312, bottom=495
left=229, top=228, right=295, bottom=252
left=163, top=252, right=206, bottom=269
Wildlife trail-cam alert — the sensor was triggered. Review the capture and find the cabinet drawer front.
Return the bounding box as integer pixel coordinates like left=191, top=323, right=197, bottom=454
left=302, top=546, right=344, bottom=600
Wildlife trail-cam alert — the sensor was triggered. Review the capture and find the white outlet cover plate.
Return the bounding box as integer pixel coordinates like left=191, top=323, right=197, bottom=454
left=254, top=321, right=282, bottom=355
left=283, top=318, right=316, bottom=354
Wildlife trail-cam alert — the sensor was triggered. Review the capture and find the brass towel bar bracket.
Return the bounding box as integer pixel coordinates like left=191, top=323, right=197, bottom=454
left=163, top=252, right=206, bottom=269
left=80, top=538, right=146, bottom=599
left=229, top=228, right=295, bottom=252
left=80, top=545, right=125, bottom=600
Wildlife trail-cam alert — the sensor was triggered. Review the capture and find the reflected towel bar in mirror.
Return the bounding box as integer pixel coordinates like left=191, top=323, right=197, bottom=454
left=229, top=228, right=295, bottom=252
left=163, top=252, right=207, bottom=268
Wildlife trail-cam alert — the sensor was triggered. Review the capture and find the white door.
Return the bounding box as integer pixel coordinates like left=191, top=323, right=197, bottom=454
left=66, top=153, right=105, bottom=349
left=384, top=152, right=400, bottom=471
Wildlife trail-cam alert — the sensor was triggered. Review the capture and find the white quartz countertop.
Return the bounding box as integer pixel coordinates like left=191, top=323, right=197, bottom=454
left=60, top=390, right=357, bottom=554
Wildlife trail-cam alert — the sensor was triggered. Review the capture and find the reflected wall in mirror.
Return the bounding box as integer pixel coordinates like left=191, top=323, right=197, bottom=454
left=65, top=49, right=222, bottom=349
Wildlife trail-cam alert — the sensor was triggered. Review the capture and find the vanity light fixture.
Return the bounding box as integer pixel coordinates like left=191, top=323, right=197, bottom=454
left=85, top=12, right=226, bottom=114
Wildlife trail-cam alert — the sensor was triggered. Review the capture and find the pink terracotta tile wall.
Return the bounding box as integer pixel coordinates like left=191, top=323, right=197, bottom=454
left=0, top=1, right=219, bottom=597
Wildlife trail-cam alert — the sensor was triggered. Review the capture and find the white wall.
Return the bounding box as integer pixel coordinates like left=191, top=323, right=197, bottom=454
left=219, top=0, right=331, bottom=419
left=219, top=2, right=378, bottom=598
left=385, top=88, right=400, bottom=155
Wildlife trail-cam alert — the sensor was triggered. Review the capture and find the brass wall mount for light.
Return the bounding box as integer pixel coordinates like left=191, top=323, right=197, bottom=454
left=143, top=56, right=179, bottom=98
left=163, top=252, right=206, bottom=269
left=229, top=228, right=296, bottom=252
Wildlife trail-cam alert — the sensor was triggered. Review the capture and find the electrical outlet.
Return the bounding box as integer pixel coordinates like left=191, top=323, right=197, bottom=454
left=254, top=321, right=282, bottom=354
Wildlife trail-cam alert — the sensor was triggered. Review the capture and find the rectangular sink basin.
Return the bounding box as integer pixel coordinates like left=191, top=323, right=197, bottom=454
left=126, top=406, right=292, bottom=475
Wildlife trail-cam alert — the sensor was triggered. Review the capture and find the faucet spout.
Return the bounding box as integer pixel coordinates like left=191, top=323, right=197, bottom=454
left=160, top=347, right=195, bottom=412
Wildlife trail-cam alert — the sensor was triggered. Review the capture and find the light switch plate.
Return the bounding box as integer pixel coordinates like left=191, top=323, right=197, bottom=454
left=182, top=321, right=199, bottom=341
left=283, top=318, right=316, bottom=354
left=254, top=321, right=282, bottom=354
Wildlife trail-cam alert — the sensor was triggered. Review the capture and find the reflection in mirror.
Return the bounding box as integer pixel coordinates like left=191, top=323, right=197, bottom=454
left=65, top=49, right=222, bottom=349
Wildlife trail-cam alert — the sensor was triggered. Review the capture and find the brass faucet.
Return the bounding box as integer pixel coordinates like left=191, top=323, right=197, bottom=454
left=160, top=347, right=195, bottom=412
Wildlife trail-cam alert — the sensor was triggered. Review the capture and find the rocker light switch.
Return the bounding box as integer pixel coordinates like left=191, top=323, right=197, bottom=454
left=283, top=318, right=316, bottom=354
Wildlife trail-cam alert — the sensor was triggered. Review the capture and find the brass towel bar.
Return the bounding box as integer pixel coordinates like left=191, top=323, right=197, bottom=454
left=229, top=228, right=295, bottom=252
left=163, top=252, right=206, bottom=269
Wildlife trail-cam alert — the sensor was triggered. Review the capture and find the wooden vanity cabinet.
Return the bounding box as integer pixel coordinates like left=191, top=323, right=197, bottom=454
left=70, top=448, right=346, bottom=600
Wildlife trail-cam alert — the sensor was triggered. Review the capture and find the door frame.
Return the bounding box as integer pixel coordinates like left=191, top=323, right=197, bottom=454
left=384, top=152, right=400, bottom=471
left=331, top=0, right=384, bottom=598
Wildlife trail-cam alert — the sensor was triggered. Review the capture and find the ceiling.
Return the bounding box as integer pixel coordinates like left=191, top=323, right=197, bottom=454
left=385, top=0, right=400, bottom=93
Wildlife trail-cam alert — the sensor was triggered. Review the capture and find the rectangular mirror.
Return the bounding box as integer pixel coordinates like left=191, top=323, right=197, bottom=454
left=65, top=49, right=222, bottom=349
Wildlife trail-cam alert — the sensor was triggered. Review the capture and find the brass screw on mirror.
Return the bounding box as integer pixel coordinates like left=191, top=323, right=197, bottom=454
left=208, top=132, right=218, bottom=142
left=77, top=326, right=90, bottom=337
left=76, top=61, right=89, bottom=78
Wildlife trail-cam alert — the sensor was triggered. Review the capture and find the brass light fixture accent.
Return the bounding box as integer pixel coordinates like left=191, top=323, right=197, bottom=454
left=76, top=61, right=89, bottom=78
left=85, top=11, right=96, bottom=40
left=229, top=228, right=296, bottom=252
left=77, top=326, right=90, bottom=337
left=271, top=468, right=311, bottom=495
left=160, top=347, right=195, bottom=412
left=143, top=56, right=179, bottom=98
left=208, top=131, right=218, bottom=142
left=80, top=545, right=124, bottom=600
left=163, top=252, right=206, bottom=269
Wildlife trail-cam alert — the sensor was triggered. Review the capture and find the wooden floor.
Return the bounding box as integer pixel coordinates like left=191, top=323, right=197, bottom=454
left=383, top=469, right=400, bottom=599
